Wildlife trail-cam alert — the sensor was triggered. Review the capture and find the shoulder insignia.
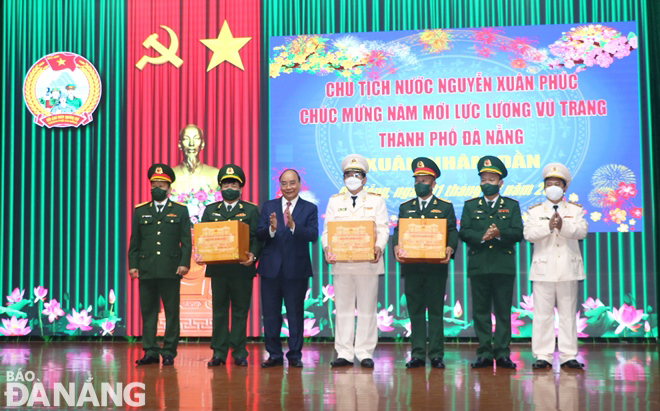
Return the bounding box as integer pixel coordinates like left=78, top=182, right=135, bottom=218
left=528, top=203, right=543, bottom=210
left=367, top=192, right=381, bottom=196
left=568, top=201, right=583, bottom=208
left=135, top=201, right=149, bottom=208
left=170, top=201, right=187, bottom=207
left=466, top=197, right=480, bottom=203
left=241, top=200, right=257, bottom=207
left=331, top=193, right=344, bottom=198
left=502, top=196, right=519, bottom=203
left=403, top=198, right=416, bottom=204
left=437, top=197, right=451, bottom=204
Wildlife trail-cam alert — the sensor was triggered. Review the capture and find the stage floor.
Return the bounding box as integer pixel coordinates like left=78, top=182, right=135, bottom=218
left=0, top=341, right=658, bottom=410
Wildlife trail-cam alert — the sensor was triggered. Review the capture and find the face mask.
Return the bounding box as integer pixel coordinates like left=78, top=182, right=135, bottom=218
left=221, top=188, right=241, bottom=201
left=481, top=183, right=500, bottom=197
left=151, top=187, right=168, bottom=202
left=545, top=185, right=564, bottom=201
left=414, top=182, right=432, bottom=198
left=345, top=176, right=363, bottom=191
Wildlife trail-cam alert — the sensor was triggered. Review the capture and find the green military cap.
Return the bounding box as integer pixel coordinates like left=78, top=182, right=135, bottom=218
left=148, top=163, right=176, bottom=183
left=218, top=164, right=245, bottom=186
left=477, top=155, right=508, bottom=178
left=411, top=157, right=440, bottom=179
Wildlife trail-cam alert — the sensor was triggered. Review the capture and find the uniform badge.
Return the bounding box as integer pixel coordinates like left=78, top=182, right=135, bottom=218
left=227, top=167, right=234, bottom=174
left=484, top=159, right=492, bottom=167
left=351, top=158, right=357, bottom=164
left=365, top=207, right=373, bottom=210
left=431, top=209, right=442, bottom=213
left=212, top=212, right=223, bottom=216
left=24, top=52, right=102, bottom=128
left=498, top=209, right=509, bottom=213
left=417, top=160, right=424, bottom=168
left=540, top=217, right=550, bottom=220
left=236, top=213, right=246, bottom=217
left=564, top=216, right=574, bottom=218
left=142, top=215, right=153, bottom=218
left=474, top=210, right=484, bottom=214
left=166, top=213, right=177, bottom=217
left=407, top=210, right=416, bottom=213
left=338, top=208, right=347, bottom=212
left=155, top=167, right=163, bottom=174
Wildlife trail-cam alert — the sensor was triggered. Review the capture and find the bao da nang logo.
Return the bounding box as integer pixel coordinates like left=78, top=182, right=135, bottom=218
left=23, top=52, right=102, bottom=128
left=4, top=369, right=145, bottom=407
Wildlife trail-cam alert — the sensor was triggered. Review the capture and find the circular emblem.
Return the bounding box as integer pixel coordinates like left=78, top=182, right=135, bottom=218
left=23, top=52, right=102, bottom=128
left=155, top=167, right=164, bottom=174
left=227, top=167, right=235, bottom=174
left=350, top=158, right=357, bottom=164
left=417, top=161, right=424, bottom=168
left=484, top=159, right=492, bottom=167
left=552, top=166, right=558, bottom=172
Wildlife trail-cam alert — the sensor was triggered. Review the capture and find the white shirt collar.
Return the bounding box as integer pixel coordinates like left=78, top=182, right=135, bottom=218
left=282, top=195, right=299, bottom=208
left=484, top=195, right=500, bottom=207
left=154, top=199, right=168, bottom=208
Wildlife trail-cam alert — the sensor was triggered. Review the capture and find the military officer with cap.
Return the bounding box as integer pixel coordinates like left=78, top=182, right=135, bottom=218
left=524, top=163, right=587, bottom=370
left=393, top=157, right=459, bottom=369
left=65, top=84, right=82, bottom=110
left=459, top=155, right=523, bottom=369
left=128, top=163, right=192, bottom=366
left=199, top=164, right=262, bottom=367
left=322, top=154, right=389, bottom=368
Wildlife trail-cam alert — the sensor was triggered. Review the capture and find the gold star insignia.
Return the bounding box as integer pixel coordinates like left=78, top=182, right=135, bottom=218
left=200, top=20, right=251, bottom=71
left=57, top=58, right=66, bottom=66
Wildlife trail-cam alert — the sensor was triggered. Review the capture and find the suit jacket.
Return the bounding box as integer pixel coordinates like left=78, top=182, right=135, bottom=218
left=393, top=195, right=459, bottom=276
left=321, top=190, right=389, bottom=275
left=523, top=200, right=587, bottom=282
left=200, top=200, right=263, bottom=277
left=128, top=199, right=192, bottom=279
left=459, top=196, right=523, bottom=277
left=256, top=197, right=319, bottom=279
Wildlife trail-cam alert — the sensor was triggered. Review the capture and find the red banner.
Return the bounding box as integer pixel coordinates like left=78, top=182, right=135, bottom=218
left=125, top=0, right=261, bottom=336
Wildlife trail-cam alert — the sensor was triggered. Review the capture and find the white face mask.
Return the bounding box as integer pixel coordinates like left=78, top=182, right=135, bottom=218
left=545, top=185, right=564, bottom=201
left=345, top=176, right=363, bottom=191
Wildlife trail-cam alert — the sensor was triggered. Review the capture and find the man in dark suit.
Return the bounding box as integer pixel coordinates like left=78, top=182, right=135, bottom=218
left=459, top=156, right=523, bottom=370
left=257, top=169, right=319, bottom=368
left=128, top=163, right=192, bottom=366
left=200, top=164, right=262, bottom=367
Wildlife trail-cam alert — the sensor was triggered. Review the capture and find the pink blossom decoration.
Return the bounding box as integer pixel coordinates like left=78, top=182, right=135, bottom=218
left=108, top=289, right=116, bottom=305
left=377, top=306, right=395, bottom=332
left=42, top=299, right=66, bottom=323
left=66, top=309, right=93, bottom=331
left=6, top=288, right=24, bottom=305
left=520, top=294, right=534, bottom=311
left=101, top=321, right=115, bottom=336
left=453, top=301, right=463, bottom=318
left=582, top=297, right=605, bottom=311
left=33, top=286, right=48, bottom=303
left=611, top=304, right=644, bottom=334
left=0, top=316, right=32, bottom=336
left=322, top=285, right=335, bottom=302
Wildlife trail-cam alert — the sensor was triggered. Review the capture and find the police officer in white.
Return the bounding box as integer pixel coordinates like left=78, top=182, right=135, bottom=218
left=322, top=154, right=389, bottom=368
left=523, top=163, right=588, bottom=370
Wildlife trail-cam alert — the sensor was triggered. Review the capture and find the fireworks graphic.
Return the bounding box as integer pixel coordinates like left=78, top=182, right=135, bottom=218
left=588, top=187, right=614, bottom=208
left=591, top=164, right=636, bottom=191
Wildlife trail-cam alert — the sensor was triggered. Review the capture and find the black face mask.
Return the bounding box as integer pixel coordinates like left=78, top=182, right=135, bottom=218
left=151, top=187, right=168, bottom=202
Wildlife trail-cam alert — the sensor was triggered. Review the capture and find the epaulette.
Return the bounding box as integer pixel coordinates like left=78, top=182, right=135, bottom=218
left=135, top=201, right=149, bottom=208
left=241, top=200, right=257, bottom=207
left=403, top=198, right=416, bottom=204
left=171, top=201, right=186, bottom=207
left=367, top=192, right=381, bottom=196
left=502, top=196, right=519, bottom=203
left=528, top=203, right=542, bottom=210
left=331, top=193, right=344, bottom=198
left=466, top=197, right=481, bottom=203
left=437, top=197, right=451, bottom=203
left=568, top=201, right=583, bottom=208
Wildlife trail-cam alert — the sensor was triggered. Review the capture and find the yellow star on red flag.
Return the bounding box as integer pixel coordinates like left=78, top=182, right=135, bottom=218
left=200, top=20, right=251, bottom=71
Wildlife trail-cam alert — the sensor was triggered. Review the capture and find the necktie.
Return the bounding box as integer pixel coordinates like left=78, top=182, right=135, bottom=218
left=157, top=205, right=163, bottom=213
left=487, top=201, right=493, bottom=208
left=351, top=196, right=358, bottom=207
left=284, top=201, right=291, bottom=225
left=227, top=204, right=232, bottom=213
left=420, top=200, right=427, bottom=211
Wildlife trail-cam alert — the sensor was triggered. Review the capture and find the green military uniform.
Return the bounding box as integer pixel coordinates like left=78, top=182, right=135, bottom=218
left=459, top=156, right=523, bottom=362
left=393, top=158, right=459, bottom=364
left=201, top=165, right=262, bottom=363
left=65, top=84, right=82, bottom=110
left=128, top=164, right=192, bottom=360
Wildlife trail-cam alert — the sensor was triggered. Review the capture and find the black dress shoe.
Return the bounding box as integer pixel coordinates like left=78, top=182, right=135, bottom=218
left=360, top=358, right=374, bottom=368
left=561, top=359, right=584, bottom=369
left=431, top=357, right=445, bottom=369
left=405, top=358, right=426, bottom=368
left=261, top=357, right=284, bottom=368
left=289, top=359, right=303, bottom=368
left=207, top=357, right=226, bottom=367
left=234, top=358, right=248, bottom=366
left=135, top=355, right=159, bottom=366
left=162, top=355, right=174, bottom=366
left=470, top=357, right=494, bottom=368
left=331, top=358, right=354, bottom=367
left=532, top=359, right=552, bottom=369
left=496, top=357, right=517, bottom=369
